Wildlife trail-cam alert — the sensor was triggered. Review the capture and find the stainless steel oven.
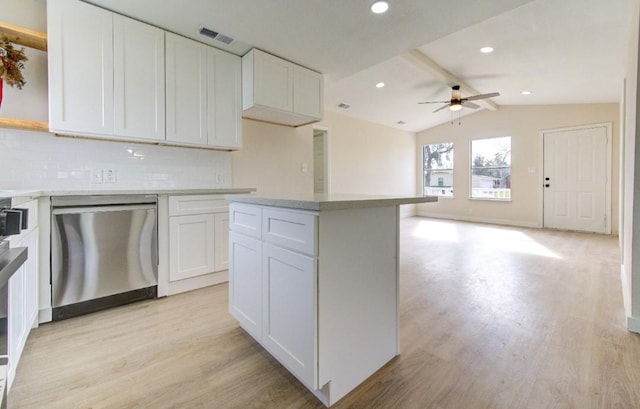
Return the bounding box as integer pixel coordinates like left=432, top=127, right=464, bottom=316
left=51, top=195, right=158, bottom=320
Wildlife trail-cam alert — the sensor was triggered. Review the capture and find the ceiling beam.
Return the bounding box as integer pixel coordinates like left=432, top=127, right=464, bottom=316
left=402, top=49, right=499, bottom=111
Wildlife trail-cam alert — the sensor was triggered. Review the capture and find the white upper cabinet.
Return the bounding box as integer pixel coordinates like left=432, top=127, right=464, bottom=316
left=166, top=34, right=242, bottom=149
left=113, top=14, right=165, bottom=141
left=208, top=49, right=242, bottom=149
left=48, top=0, right=114, bottom=136
left=252, top=51, right=293, bottom=112
left=48, top=0, right=164, bottom=141
left=242, top=48, right=323, bottom=127
left=293, top=65, right=324, bottom=119
left=48, top=0, right=241, bottom=150
left=165, top=33, right=208, bottom=146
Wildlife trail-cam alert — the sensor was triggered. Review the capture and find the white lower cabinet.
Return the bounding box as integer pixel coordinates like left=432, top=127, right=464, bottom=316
left=229, top=202, right=401, bottom=407
left=167, top=195, right=230, bottom=291
left=169, top=214, right=216, bottom=281
left=229, top=231, right=262, bottom=339
left=229, top=204, right=318, bottom=388
left=8, top=198, right=39, bottom=390
left=262, top=243, right=316, bottom=388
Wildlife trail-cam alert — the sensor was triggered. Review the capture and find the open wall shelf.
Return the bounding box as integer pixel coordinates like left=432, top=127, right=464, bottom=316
left=0, top=21, right=49, bottom=132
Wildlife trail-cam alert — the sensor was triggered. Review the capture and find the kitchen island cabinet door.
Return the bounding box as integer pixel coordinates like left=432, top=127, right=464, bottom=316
left=262, top=243, right=317, bottom=389
left=48, top=0, right=114, bottom=136
left=229, top=231, right=263, bottom=340
left=165, top=33, right=208, bottom=146
left=113, top=14, right=165, bottom=141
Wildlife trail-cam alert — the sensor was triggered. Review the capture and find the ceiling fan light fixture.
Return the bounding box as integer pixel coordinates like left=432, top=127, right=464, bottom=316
left=449, top=104, right=462, bottom=112
left=370, top=1, right=389, bottom=14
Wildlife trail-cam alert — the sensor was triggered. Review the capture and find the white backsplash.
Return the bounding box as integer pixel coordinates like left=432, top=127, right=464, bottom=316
left=0, top=129, right=232, bottom=190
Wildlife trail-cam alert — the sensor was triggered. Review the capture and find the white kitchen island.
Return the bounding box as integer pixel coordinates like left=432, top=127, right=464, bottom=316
left=226, top=193, right=437, bottom=407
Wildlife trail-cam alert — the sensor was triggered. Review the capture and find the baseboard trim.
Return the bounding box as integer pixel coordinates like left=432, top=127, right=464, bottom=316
left=415, top=211, right=540, bottom=229
left=39, top=308, right=52, bottom=324
left=168, top=270, right=229, bottom=296
left=399, top=204, right=417, bottom=218
left=621, top=264, right=632, bottom=319
left=627, top=316, right=640, bottom=333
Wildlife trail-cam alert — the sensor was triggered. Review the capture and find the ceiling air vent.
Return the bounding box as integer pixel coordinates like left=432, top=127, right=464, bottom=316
left=199, top=26, right=235, bottom=45
left=337, top=103, right=351, bottom=109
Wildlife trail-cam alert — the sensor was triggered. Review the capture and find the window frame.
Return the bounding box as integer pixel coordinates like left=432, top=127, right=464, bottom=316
left=469, top=136, right=512, bottom=201
left=423, top=142, right=454, bottom=198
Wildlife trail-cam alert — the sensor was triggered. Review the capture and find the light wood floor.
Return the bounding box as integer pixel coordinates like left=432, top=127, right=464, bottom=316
left=10, top=217, right=640, bottom=409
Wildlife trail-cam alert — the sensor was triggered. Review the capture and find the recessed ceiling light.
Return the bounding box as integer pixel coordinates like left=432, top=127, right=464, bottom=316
left=480, top=46, right=494, bottom=54
left=376, top=82, right=385, bottom=88
left=521, top=90, right=532, bottom=95
left=371, top=1, right=389, bottom=14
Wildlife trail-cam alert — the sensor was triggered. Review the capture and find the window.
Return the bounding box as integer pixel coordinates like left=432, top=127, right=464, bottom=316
left=423, top=143, right=454, bottom=197
left=470, top=136, right=511, bottom=200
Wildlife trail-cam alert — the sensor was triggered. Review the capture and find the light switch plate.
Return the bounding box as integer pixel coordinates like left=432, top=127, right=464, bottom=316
left=104, top=169, right=117, bottom=183
left=91, top=169, right=103, bottom=184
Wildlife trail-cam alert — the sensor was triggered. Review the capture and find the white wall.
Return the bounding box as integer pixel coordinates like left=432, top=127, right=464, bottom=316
left=318, top=111, right=417, bottom=197
left=0, top=0, right=232, bottom=191
left=621, top=0, right=640, bottom=332
left=231, top=119, right=313, bottom=197
left=0, top=0, right=48, bottom=122
left=416, top=104, right=620, bottom=232
left=232, top=111, right=418, bottom=216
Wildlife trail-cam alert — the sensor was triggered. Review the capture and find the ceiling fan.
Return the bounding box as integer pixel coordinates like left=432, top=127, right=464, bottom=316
left=419, top=85, right=500, bottom=113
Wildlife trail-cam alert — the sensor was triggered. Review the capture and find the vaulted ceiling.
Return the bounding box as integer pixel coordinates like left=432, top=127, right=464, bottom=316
left=87, top=0, right=636, bottom=132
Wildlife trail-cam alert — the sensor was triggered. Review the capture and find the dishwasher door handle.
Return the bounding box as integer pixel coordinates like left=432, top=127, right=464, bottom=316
left=52, top=204, right=157, bottom=215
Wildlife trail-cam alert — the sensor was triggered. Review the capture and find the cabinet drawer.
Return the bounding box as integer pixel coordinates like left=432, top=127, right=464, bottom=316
left=230, top=203, right=262, bottom=239
left=169, top=195, right=228, bottom=216
left=262, top=208, right=316, bottom=256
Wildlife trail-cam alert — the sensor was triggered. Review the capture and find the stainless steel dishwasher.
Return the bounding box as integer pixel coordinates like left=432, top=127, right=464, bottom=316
left=51, top=195, right=158, bottom=320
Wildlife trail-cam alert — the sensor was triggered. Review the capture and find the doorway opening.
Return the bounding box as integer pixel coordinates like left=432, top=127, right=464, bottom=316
left=313, top=127, right=330, bottom=194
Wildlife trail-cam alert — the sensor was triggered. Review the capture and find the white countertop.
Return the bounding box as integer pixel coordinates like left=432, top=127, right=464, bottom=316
left=225, top=193, right=438, bottom=211
left=0, top=188, right=255, bottom=199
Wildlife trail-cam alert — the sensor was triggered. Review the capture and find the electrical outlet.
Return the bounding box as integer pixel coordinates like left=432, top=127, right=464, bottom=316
left=91, top=169, right=103, bottom=184
left=104, top=169, right=117, bottom=183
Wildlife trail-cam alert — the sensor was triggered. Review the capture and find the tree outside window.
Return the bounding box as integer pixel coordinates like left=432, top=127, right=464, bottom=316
left=470, top=136, right=511, bottom=200
left=424, top=143, right=454, bottom=197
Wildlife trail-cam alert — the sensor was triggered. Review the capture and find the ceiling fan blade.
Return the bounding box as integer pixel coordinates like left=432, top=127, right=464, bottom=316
left=464, top=92, right=500, bottom=102
left=462, top=101, right=480, bottom=109
left=418, top=100, right=449, bottom=104
left=433, top=104, right=451, bottom=113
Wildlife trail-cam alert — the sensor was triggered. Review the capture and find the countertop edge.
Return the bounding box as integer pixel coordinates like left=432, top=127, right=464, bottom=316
left=0, top=188, right=256, bottom=199
left=0, top=247, right=27, bottom=288
left=226, top=195, right=438, bottom=211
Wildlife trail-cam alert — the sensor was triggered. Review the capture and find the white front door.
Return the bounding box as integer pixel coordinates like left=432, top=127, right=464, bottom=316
left=543, top=124, right=610, bottom=233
